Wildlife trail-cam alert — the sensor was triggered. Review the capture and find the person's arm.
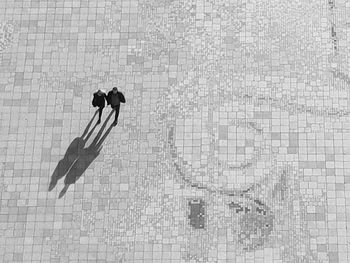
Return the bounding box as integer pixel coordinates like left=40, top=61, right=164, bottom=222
left=119, top=92, right=126, bottom=103
left=92, top=93, right=97, bottom=107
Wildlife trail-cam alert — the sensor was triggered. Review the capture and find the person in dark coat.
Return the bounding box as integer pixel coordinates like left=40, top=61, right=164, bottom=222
left=106, top=87, right=126, bottom=125
left=92, top=89, right=107, bottom=124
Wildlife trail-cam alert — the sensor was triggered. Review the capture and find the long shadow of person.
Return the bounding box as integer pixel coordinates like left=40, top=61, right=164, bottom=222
left=58, top=110, right=115, bottom=199
left=49, top=110, right=99, bottom=191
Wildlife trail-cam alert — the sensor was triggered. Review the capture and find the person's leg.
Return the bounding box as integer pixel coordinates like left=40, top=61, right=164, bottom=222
left=97, top=107, right=103, bottom=123
left=114, top=104, right=120, bottom=123
left=111, top=106, right=116, bottom=124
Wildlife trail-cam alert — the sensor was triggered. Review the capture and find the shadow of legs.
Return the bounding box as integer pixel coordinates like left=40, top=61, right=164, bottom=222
left=49, top=111, right=98, bottom=191
left=49, top=157, right=77, bottom=191
left=58, top=112, right=115, bottom=198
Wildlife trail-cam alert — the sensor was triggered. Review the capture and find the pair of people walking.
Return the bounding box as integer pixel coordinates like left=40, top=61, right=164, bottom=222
left=92, top=87, right=126, bottom=125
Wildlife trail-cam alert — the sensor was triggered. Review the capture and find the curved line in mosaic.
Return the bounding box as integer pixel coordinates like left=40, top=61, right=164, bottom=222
left=331, top=69, right=350, bottom=88
left=0, top=21, right=15, bottom=53
left=218, top=118, right=265, bottom=171
left=160, top=54, right=350, bottom=119
left=0, top=162, right=6, bottom=194
left=328, top=0, right=338, bottom=56
left=233, top=91, right=350, bottom=117
left=167, top=125, right=271, bottom=199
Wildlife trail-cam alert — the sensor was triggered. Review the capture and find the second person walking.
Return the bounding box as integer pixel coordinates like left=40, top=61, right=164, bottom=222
left=92, top=89, right=107, bottom=124
left=106, top=87, right=126, bottom=125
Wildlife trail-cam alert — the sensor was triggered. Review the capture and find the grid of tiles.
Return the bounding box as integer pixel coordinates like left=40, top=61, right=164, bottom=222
left=1, top=0, right=350, bottom=262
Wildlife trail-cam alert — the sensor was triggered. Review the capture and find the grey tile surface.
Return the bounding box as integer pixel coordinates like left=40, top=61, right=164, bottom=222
left=1, top=0, right=350, bottom=262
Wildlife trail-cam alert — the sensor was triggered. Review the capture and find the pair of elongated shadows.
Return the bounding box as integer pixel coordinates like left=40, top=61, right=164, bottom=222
left=49, top=110, right=115, bottom=198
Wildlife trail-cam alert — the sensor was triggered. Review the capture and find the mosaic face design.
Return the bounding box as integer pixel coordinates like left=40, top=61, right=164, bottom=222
left=147, top=0, right=348, bottom=261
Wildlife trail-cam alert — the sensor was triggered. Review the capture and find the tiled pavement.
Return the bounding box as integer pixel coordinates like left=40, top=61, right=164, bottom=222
left=1, top=0, right=350, bottom=262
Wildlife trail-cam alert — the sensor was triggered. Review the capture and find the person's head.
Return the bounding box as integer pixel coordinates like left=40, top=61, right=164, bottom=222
left=112, top=87, right=118, bottom=94
left=97, top=89, right=106, bottom=95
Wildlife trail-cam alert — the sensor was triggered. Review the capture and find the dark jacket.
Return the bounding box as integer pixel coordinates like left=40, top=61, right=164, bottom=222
left=92, top=92, right=107, bottom=108
left=106, top=91, right=126, bottom=106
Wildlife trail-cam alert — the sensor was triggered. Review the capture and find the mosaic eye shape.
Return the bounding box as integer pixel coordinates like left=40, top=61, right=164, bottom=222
left=188, top=199, right=206, bottom=229
left=228, top=199, right=274, bottom=251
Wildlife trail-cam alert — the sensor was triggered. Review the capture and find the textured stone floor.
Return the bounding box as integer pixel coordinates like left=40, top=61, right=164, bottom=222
left=1, top=0, right=350, bottom=262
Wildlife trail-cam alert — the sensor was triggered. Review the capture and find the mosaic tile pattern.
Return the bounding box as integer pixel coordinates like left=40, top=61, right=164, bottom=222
left=1, top=0, right=350, bottom=262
